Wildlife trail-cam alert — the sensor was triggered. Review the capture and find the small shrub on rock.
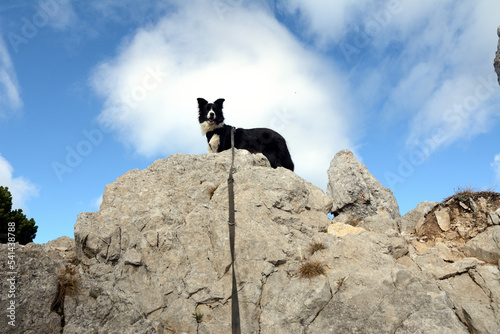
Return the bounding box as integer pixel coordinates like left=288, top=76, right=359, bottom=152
left=299, top=260, right=325, bottom=278
left=308, top=242, right=327, bottom=256
left=51, top=266, right=80, bottom=315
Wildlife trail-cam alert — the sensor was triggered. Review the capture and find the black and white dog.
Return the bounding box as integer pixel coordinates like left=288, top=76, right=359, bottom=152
left=197, top=98, right=294, bottom=171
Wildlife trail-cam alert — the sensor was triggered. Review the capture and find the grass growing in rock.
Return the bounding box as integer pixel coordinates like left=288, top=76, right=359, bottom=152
left=308, top=242, right=327, bottom=256
left=51, top=265, right=80, bottom=322
left=418, top=185, right=500, bottom=244
left=192, top=312, right=203, bottom=323
left=444, top=185, right=499, bottom=203
left=299, top=260, right=326, bottom=278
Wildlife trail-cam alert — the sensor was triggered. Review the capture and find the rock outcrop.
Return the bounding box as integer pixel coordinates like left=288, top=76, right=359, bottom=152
left=0, top=237, right=77, bottom=333
left=71, top=150, right=331, bottom=333
left=1, top=149, right=499, bottom=333
left=400, top=200, right=440, bottom=234
left=417, top=191, right=500, bottom=264
left=327, top=149, right=401, bottom=234
left=495, top=26, right=500, bottom=85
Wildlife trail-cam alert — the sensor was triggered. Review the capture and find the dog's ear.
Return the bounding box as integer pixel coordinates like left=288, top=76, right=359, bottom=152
left=214, top=98, right=225, bottom=108
left=197, top=98, right=208, bottom=108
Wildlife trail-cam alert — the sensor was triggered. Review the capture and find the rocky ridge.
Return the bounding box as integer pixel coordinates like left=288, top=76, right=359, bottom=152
left=1, top=149, right=500, bottom=333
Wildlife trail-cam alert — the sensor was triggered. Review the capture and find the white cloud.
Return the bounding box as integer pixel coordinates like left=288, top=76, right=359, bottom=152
left=0, top=35, right=22, bottom=117
left=88, top=0, right=174, bottom=21
left=90, top=1, right=358, bottom=189
left=405, top=73, right=498, bottom=150
left=277, top=0, right=355, bottom=47
left=321, top=0, right=500, bottom=158
left=286, top=0, right=500, bottom=158
left=51, top=5, right=77, bottom=30
left=92, top=195, right=103, bottom=210
left=493, top=154, right=500, bottom=183
left=35, top=0, right=78, bottom=30
left=401, top=0, right=500, bottom=154
left=0, top=154, right=39, bottom=211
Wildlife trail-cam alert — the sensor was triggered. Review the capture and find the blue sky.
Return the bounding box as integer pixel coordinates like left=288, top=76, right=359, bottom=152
left=1, top=0, right=499, bottom=243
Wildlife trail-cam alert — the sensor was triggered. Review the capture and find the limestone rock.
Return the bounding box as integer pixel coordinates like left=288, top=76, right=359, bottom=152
left=327, top=222, right=366, bottom=237
left=46, top=235, right=75, bottom=252
left=306, top=232, right=467, bottom=334
left=394, top=306, right=472, bottom=334
left=439, top=271, right=500, bottom=333
left=410, top=239, right=500, bottom=332
left=415, top=253, right=478, bottom=280
left=327, top=150, right=401, bottom=226
left=71, top=150, right=334, bottom=333
left=488, top=209, right=500, bottom=225
left=0, top=239, right=76, bottom=334
left=418, top=193, right=500, bottom=246
left=357, top=211, right=399, bottom=234
left=69, top=151, right=466, bottom=333
left=400, top=201, right=439, bottom=234
left=3, top=150, right=500, bottom=333
left=435, top=208, right=451, bottom=231
left=469, top=265, right=500, bottom=322
left=464, top=226, right=500, bottom=264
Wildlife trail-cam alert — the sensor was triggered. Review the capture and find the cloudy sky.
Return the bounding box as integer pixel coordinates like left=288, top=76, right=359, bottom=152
left=1, top=0, right=499, bottom=243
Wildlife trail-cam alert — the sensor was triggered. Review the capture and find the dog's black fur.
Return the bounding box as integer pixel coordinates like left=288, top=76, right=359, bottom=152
left=197, top=98, right=294, bottom=171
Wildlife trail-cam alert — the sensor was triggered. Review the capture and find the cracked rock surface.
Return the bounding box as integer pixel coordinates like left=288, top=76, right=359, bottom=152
left=1, top=150, right=499, bottom=333
left=327, top=149, right=401, bottom=224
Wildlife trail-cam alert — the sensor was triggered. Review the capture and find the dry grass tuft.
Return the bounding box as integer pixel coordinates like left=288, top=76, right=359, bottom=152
left=444, top=185, right=499, bottom=203
left=299, top=260, right=326, bottom=278
left=308, top=242, right=327, bottom=256
left=51, top=266, right=80, bottom=315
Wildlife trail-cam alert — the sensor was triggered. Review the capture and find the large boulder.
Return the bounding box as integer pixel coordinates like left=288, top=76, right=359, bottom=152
left=327, top=150, right=401, bottom=234
left=71, top=150, right=334, bottom=333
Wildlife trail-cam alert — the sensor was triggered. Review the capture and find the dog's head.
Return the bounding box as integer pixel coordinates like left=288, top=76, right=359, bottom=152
left=197, top=98, right=225, bottom=134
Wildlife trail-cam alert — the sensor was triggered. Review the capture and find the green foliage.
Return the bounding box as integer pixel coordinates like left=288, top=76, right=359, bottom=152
left=0, top=186, right=38, bottom=244
left=0, top=186, right=12, bottom=223
left=192, top=312, right=203, bottom=323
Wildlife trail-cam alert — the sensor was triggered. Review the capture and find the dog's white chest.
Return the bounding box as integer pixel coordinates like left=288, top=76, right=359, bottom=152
left=208, top=134, right=220, bottom=153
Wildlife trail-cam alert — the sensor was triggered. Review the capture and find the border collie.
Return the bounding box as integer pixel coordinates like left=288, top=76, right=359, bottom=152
left=197, top=98, right=294, bottom=171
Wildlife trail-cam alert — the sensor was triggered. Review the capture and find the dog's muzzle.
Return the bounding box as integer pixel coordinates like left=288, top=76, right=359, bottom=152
left=208, top=111, right=215, bottom=122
